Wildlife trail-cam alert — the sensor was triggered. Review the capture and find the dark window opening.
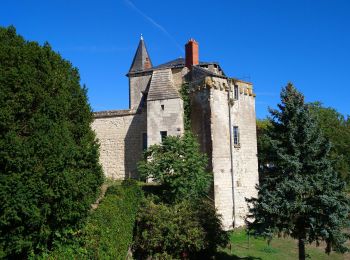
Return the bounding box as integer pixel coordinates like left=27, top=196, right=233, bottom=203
left=142, top=133, right=147, bottom=150
left=234, top=85, right=239, bottom=100
left=161, top=104, right=164, bottom=110
left=160, top=131, right=167, bottom=142
left=233, top=126, right=240, bottom=146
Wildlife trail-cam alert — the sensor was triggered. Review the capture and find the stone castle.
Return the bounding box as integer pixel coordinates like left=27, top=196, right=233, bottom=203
left=92, top=37, right=259, bottom=230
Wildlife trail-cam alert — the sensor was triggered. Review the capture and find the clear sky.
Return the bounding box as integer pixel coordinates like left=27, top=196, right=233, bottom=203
left=1, top=0, right=349, bottom=118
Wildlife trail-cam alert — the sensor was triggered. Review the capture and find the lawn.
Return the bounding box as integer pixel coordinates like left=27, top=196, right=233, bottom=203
left=217, top=228, right=349, bottom=260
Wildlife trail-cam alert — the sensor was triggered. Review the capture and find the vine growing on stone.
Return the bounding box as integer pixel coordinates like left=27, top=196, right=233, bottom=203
left=180, top=83, right=191, bottom=131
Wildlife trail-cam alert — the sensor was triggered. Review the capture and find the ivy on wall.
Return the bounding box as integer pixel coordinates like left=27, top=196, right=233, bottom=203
left=180, top=83, right=191, bottom=131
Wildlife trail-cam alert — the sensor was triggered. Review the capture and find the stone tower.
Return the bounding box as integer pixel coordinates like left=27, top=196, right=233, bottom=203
left=92, top=37, right=259, bottom=230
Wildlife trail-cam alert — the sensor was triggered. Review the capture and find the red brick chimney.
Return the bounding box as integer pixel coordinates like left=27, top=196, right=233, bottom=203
left=185, top=39, right=199, bottom=69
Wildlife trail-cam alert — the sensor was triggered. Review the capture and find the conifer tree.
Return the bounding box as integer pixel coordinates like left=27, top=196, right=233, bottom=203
left=0, top=26, right=103, bottom=257
left=246, top=83, right=350, bottom=260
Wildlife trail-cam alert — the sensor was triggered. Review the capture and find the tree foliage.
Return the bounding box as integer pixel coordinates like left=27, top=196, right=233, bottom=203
left=309, top=102, right=350, bottom=186
left=133, top=197, right=228, bottom=259
left=135, top=101, right=228, bottom=257
left=247, top=83, right=350, bottom=260
left=45, top=180, right=143, bottom=259
left=256, top=119, right=273, bottom=180
left=138, top=132, right=212, bottom=203
left=0, top=26, right=103, bottom=257
left=133, top=198, right=206, bottom=259
left=257, top=103, right=350, bottom=188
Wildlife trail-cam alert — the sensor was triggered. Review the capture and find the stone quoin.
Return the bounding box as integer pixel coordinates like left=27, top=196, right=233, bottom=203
left=92, top=37, right=259, bottom=230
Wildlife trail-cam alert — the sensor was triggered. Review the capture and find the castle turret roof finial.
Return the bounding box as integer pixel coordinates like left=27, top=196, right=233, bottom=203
left=140, top=33, right=143, bottom=40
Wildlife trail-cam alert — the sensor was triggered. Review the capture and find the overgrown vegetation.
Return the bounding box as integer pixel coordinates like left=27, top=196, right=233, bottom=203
left=138, top=132, right=212, bottom=204
left=248, top=83, right=350, bottom=260
left=309, top=102, right=350, bottom=188
left=44, top=180, right=143, bottom=259
left=133, top=84, right=228, bottom=258
left=179, top=83, right=191, bottom=131
left=0, top=26, right=103, bottom=258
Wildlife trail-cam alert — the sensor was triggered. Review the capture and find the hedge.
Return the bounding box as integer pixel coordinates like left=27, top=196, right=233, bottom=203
left=42, top=180, right=143, bottom=259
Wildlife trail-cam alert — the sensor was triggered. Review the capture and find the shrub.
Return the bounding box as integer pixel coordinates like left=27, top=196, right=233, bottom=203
left=133, top=198, right=205, bottom=259
left=133, top=197, right=228, bottom=259
left=138, top=132, right=212, bottom=203
left=84, top=180, right=143, bottom=259
left=45, top=180, right=143, bottom=259
left=0, top=26, right=104, bottom=257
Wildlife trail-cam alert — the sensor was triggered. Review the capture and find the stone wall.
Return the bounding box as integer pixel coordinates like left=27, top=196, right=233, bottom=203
left=129, top=73, right=152, bottom=109
left=190, top=88, right=212, bottom=168
left=230, top=81, right=259, bottom=226
left=172, top=67, right=188, bottom=91
left=147, top=98, right=184, bottom=146
left=209, top=80, right=235, bottom=230
left=92, top=110, right=147, bottom=179
left=189, top=76, right=259, bottom=230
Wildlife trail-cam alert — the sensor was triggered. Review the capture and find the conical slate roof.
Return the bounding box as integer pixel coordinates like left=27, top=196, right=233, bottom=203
left=129, top=37, right=153, bottom=72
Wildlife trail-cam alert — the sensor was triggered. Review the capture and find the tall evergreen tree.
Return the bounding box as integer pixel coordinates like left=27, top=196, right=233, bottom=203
left=0, top=26, right=103, bottom=257
left=246, top=83, right=350, bottom=260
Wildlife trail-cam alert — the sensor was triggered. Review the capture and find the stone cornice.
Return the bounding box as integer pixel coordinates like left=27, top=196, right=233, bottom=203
left=93, top=109, right=138, bottom=118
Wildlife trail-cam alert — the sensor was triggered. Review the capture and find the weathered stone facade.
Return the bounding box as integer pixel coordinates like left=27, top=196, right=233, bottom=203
left=92, top=38, right=259, bottom=230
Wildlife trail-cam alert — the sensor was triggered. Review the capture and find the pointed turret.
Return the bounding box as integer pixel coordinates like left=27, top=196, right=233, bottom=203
left=129, top=35, right=152, bottom=73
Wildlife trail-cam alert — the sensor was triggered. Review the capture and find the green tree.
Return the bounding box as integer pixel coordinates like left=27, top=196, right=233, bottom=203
left=138, top=132, right=212, bottom=203
left=133, top=197, right=228, bottom=259
left=247, top=83, right=350, bottom=260
left=256, top=118, right=273, bottom=180
left=309, top=102, right=350, bottom=186
left=136, top=83, right=228, bottom=258
left=0, top=26, right=103, bottom=257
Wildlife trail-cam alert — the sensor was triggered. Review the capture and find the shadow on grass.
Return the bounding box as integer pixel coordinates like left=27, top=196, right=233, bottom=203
left=215, top=251, right=262, bottom=260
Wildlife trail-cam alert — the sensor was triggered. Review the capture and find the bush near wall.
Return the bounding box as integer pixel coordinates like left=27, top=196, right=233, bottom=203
left=44, top=180, right=143, bottom=259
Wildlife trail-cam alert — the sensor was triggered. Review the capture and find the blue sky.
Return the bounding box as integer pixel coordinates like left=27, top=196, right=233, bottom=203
left=1, top=0, right=349, bottom=118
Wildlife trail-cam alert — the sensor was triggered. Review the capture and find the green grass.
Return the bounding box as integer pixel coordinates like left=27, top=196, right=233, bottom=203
left=217, top=229, right=348, bottom=260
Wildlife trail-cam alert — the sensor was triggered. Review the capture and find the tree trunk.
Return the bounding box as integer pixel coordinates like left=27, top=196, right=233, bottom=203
left=298, top=237, right=306, bottom=260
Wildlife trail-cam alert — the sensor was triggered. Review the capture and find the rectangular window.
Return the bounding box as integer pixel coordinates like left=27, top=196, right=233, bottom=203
left=142, top=133, right=147, bottom=150
left=234, top=85, right=239, bottom=100
left=160, top=131, right=167, bottom=142
left=233, top=126, right=240, bottom=146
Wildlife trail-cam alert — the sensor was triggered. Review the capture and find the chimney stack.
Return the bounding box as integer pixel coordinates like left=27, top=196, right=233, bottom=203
left=185, top=39, right=199, bottom=69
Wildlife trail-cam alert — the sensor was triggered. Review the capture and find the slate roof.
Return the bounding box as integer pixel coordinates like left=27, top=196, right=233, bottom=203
left=192, top=65, right=227, bottom=79
left=147, top=69, right=179, bottom=101
left=152, top=58, right=185, bottom=70
left=129, top=39, right=153, bottom=73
